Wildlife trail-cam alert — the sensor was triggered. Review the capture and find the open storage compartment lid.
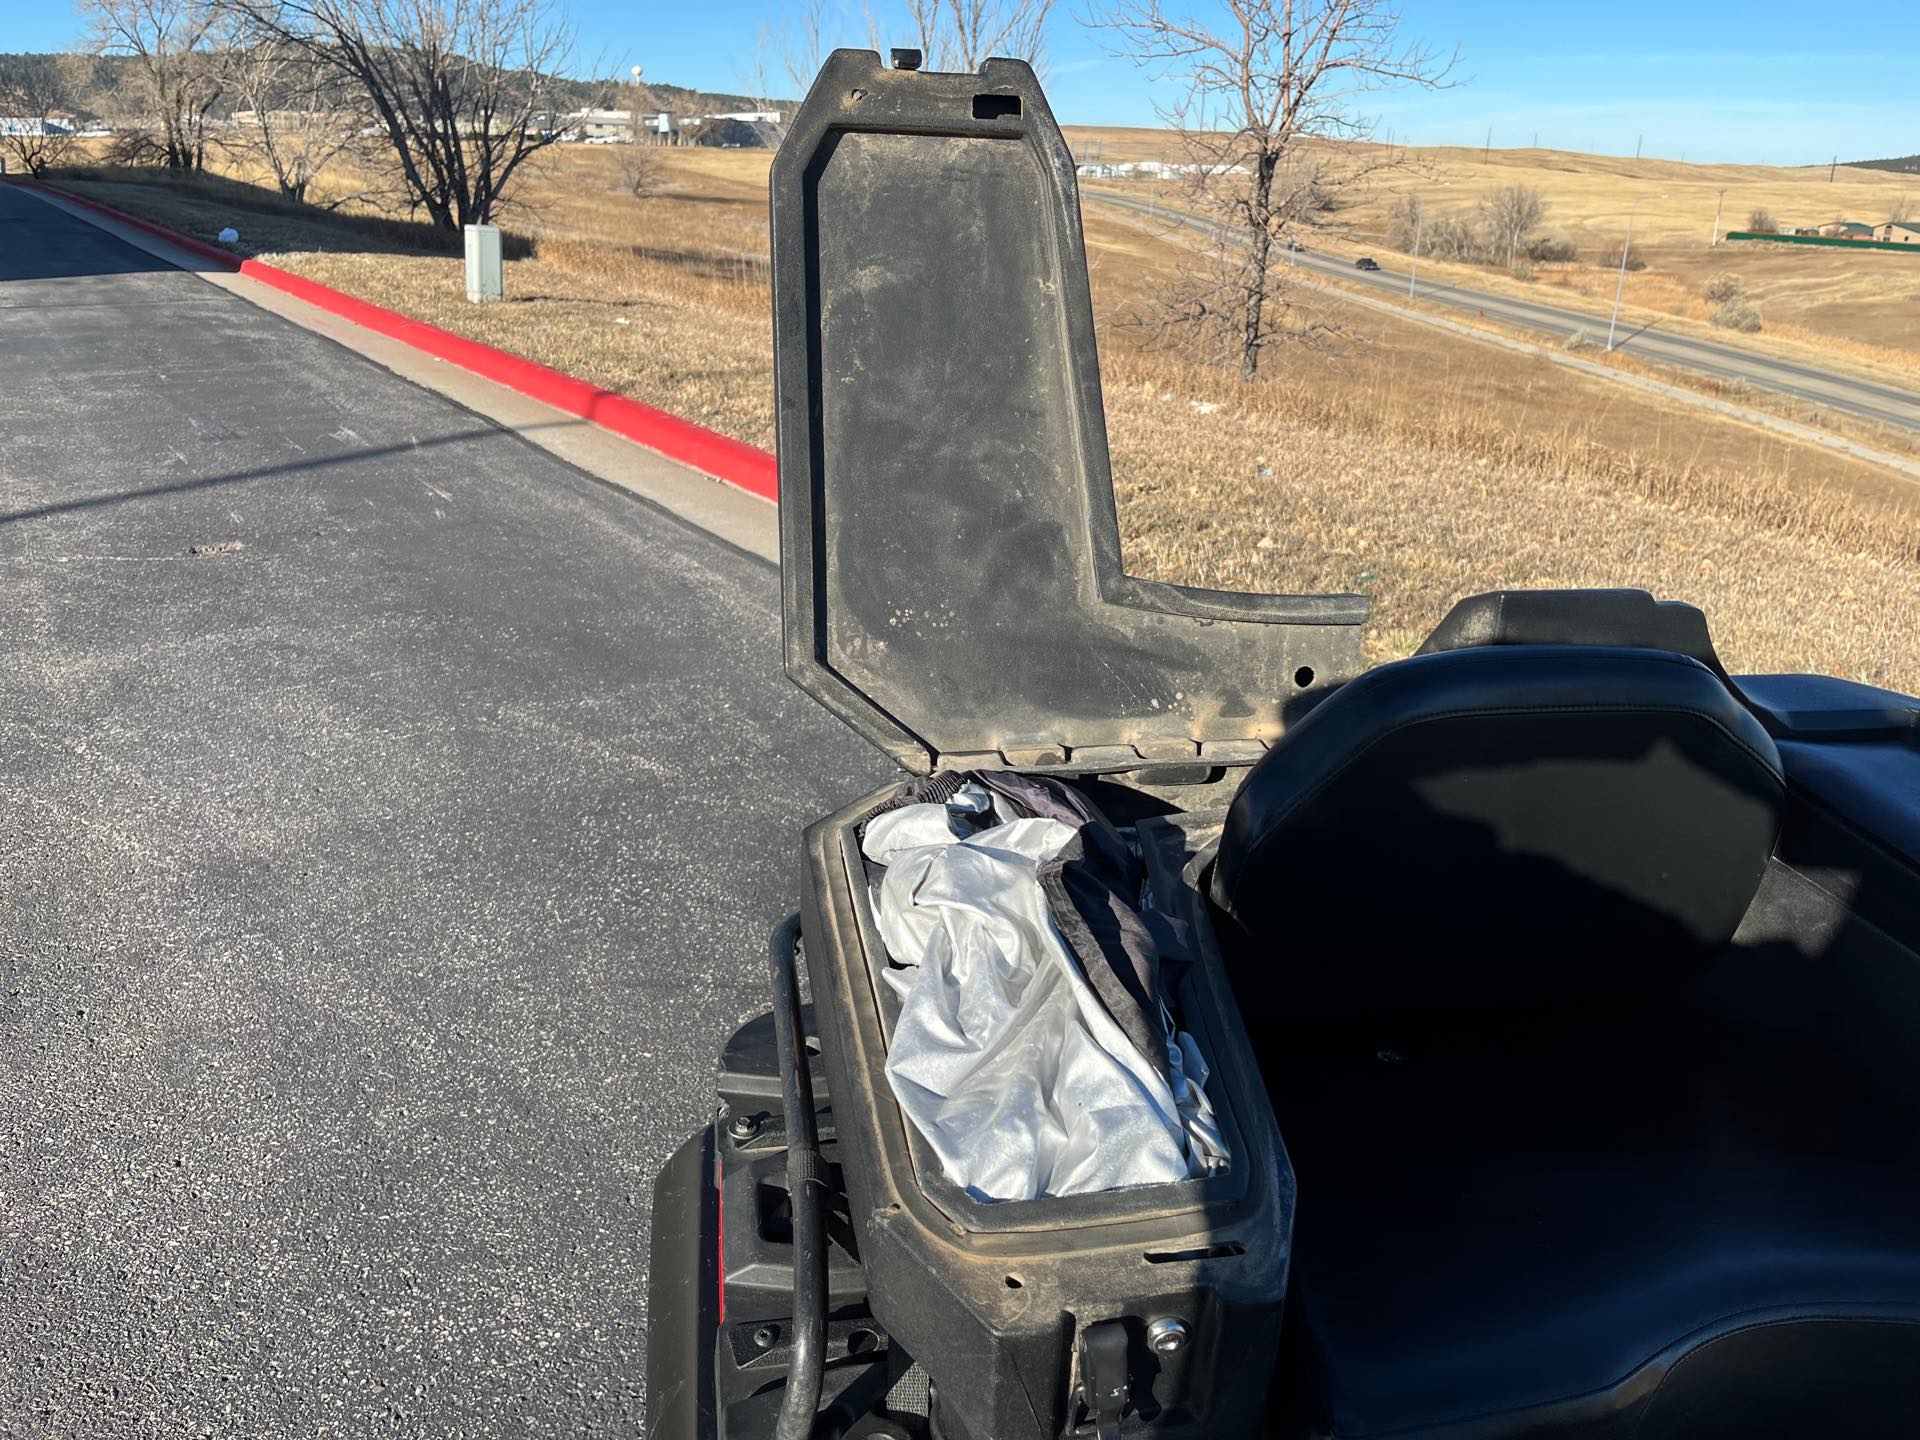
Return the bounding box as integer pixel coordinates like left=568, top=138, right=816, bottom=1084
left=771, top=50, right=1369, bottom=773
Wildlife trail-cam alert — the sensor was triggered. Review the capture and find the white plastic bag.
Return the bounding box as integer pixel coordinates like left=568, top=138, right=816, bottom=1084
left=864, top=795, right=1216, bottom=1201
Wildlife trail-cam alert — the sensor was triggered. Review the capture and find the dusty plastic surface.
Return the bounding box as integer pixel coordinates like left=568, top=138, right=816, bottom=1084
left=770, top=49, right=1367, bottom=774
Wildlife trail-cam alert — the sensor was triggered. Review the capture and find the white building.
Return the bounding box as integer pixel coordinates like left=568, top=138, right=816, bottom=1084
left=0, top=117, right=74, bottom=137
left=551, top=107, right=784, bottom=145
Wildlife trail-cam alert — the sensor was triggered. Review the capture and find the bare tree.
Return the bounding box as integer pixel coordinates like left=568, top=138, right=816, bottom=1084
left=1385, top=190, right=1419, bottom=249
left=771, top=0, right=897, bottom=96
left=629, top=66, right=668, bottom=197
left=1888, top=195, right=1911, bottom=224
left=862, top=2, right=889, bottom=55
left=0, top=56, right=81, bottom=176
left=1701, top=272, right=1742, bottom=303
left=1096, top=0, right=1457, bottom=378
left=214, top=23, right=365, bottom=202
left=620, top=143, right=661, bottom=195
left=213, top=0, right=587, bottom=232
left=776, top=0, right=835, bottom=94
left=1387, top=194, right=1483, bottom=262
left=620, top=64, right=661, bottom=194
left=623, top=63, right=658, bottom=142
left=82, top=0, right=225, bottom=169
left=1746, top=207, right=1777, bottom=234
left=908, top=0, right=1057, bottom=73
left=740, top=25, right=775, bottom=112
left=1478, top=183, right=1544, bottom=268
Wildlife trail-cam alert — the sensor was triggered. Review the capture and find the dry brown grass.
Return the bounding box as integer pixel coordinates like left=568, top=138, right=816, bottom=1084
left=1330, top=144, right=1918, bottom=250
left=1259, top=253, right=1920, bottom=470
left=46, top=140, right=1920, bottom=693
left=46, top=162, right=472, bottom=257
left=1099, top=351, right=1920, bottom=686
left=287, top=241, right=778, bottom=442
left=1268, top=141, right=1920, bottom=381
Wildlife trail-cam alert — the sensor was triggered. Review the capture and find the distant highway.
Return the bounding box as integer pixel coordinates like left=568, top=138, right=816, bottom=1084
left=1087, top=189, right=1920, bottom=440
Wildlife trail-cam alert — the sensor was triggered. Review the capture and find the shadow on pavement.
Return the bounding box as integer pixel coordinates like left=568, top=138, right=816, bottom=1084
left=0, top=183, right=201, bottom=282
left=0, top=421, right=583, bottom=528
left=36, top=166, right=535, bottom=261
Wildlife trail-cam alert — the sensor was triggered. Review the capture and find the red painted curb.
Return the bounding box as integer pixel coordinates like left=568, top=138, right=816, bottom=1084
left=15, top=179, right=780, bottom=502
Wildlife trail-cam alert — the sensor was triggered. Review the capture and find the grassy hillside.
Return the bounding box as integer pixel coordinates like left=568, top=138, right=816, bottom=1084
left=1077, top=128, right=1920, bottom=381
left=39, top=137, right=1920, bottom=690
left=0, top=50, right=780, bottom=122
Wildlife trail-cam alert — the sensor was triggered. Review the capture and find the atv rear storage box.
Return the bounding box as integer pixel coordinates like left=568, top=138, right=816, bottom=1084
left=764, top=49, right=1370, bottom=1440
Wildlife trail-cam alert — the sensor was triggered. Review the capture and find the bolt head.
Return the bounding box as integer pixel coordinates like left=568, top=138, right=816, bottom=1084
left=1146, top=1316, right=1190, bottom=1354
left=726, top=1112, right=758, bottom=1140
left=752, top=1324, right=777, bottom=1349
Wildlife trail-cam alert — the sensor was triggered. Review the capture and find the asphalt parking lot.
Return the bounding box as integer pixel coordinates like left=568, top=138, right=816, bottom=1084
left=0, top=184, right=886, bottom=1435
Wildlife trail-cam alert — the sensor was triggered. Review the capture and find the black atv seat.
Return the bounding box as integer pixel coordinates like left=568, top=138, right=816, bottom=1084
left=1213, top=642, right=1786, bottom=1015
left=1211, top=597, right=1920, bottom=1437
left=1264, top=990, right=1920, bottom=1439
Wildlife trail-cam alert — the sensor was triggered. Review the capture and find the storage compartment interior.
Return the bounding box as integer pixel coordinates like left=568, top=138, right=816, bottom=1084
left=841, top=767, right=1260, bottom=1212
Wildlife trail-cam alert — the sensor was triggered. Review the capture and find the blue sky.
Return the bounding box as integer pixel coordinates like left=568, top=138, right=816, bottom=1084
left=14, top=0, right=1918, bottom=164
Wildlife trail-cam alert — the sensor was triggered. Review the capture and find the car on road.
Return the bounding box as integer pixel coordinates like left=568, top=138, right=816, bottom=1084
left=1285, top=237, right=1307, bottom=252
left=1355, top=255, right=1381, bottom=271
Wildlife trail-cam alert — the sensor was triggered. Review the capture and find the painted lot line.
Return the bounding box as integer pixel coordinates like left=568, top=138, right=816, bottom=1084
left=0, top=182, right=884, bottom=1434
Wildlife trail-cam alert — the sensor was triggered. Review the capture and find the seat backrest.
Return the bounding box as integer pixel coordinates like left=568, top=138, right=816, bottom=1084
left=1210, top=646, right=1785, bottom=1019
left=1417, top=587, right=1728, bottom=676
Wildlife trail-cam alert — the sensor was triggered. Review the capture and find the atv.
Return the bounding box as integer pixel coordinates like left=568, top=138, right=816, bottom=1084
left=645, top=50, right=1920, bottom=1440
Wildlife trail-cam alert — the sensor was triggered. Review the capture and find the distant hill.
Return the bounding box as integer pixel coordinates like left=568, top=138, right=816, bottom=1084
left=1851, top=154, right=1920, bottom=175
left=568, top=75, right=799, bottom=117
left=0, top=51, right=792, bottom=122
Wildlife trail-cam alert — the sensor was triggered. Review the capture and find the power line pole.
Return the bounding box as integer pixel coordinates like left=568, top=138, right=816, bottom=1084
left=1608, top=199, right=1644, bottom=352
left=1635, top=133, right=1643, bottom=160
left=1409, top=199, right=1423, bottom=300
left=1830, top=154, right=1838, bottom=182
left=1484, top=125, right=1492, bottom=162
left=1711, top=188, right=1726, bottom=246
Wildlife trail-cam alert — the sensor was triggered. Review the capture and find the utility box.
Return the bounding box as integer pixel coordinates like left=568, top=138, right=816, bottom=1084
left=463, top=224, right=503, bottom=303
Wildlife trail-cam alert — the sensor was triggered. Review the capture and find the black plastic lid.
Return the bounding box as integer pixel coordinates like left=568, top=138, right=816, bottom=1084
left=770, top=51, right=1368, bottom=773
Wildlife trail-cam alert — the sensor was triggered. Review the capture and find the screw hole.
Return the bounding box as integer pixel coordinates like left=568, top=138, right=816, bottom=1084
left=1004, top=1274, right=1023, bottom=1289
left=1293, top=666, right=1316, bottom=688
